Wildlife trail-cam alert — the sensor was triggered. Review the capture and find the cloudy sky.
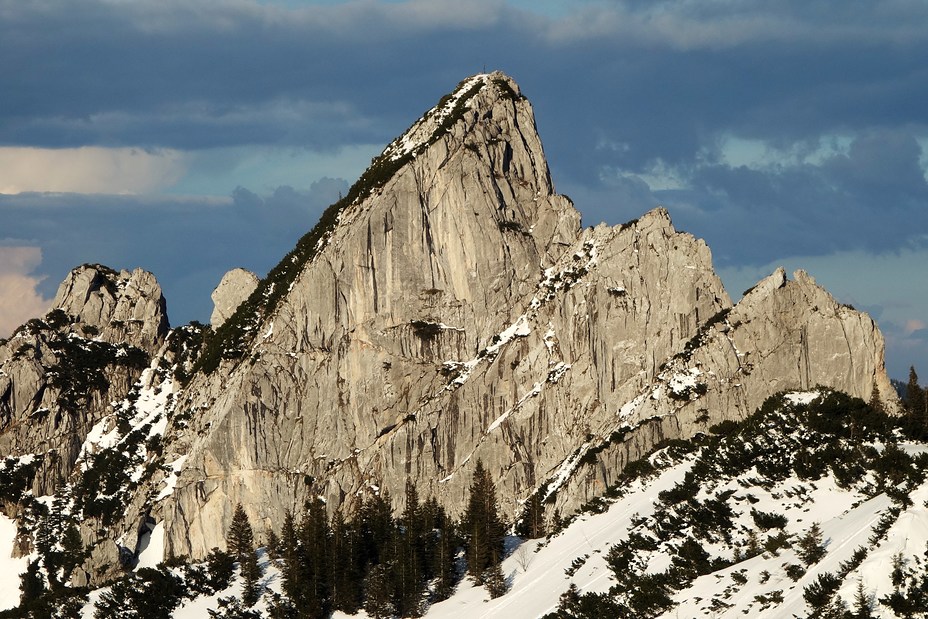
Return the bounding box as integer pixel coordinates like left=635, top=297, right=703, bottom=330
left=1, top=0, right=925, bottom=379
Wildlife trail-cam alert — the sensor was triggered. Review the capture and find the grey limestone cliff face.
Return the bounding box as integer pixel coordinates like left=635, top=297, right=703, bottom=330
left=210, top=268, right=259, bottom=328
left=549, top=267, right=897, bottom=516
left=47, top=72, right=891, bottom=564
left=0, top=73, right=898, bottom=590
left=0, top=265, right=168, bottom=495
left=157, top=74, right=742, bottom=558
left=53, top=264, right=169, bottom=354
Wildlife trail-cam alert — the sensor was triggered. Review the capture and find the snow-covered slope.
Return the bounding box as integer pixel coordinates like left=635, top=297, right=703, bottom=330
left=18, top=389, right=920, bottom=618
left=411, top=392, right=928, bottom=618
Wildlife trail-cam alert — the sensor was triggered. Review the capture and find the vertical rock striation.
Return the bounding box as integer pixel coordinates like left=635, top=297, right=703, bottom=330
left=0, top=73, right=896, bottom=576
left=152, top=72, right=895, bottom=559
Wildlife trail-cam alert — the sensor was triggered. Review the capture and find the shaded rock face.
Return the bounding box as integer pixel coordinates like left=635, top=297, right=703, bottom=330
left=0, top=265, right=168, bottom=494
left=151, top=73, right=894, bottom=559
left=210, top=268, right=258, bottom=328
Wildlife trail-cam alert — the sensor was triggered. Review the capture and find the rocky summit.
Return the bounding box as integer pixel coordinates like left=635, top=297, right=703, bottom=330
left=0, top=72, right=902, bottom=613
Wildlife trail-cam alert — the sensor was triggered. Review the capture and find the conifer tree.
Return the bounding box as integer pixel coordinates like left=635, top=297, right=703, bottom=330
left=280, top=511, right=303, bottom=610
left=358, top=492, right=394, bottom=567
left=228, top=503, right=255, bottom=559
left=329, top=509, right=362, bottom=614
left=298, top=497, right=331, bottom=619
left=363, top=563, right=395, bottom=619
left=522, top=491, right=546, bottom=539
left=868, top=379, right=884, bottom=414
left=906, top=366, right=926, bottom=436
left=19, top=559, right=45, bottom=609
left=94, top=567, right=185, bottom=619
left=463, top=460, right=505, bottom=584
left=797, top=522, right=827, bottom=566
left=852, top=578, right=874, bottom=619
left=483, top=561, right=508, bottom=598
left=423, top=497, right=458, bottom=602
left=35, top=510, right=62, bottom=590
left=395, top=482, right=425, bottom=616
left=206, top=547, right=236, bottom=592
left=60, top=521, right=85, bottom=581
left=226, top=503, right=261, bottom=607
left=266, top=528, right=280, bottom=559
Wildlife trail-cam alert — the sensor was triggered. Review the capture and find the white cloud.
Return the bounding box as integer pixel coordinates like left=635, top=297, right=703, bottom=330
left=0, top=147, right=186, bottom=195
left=0, top=246, right=53, bottom=337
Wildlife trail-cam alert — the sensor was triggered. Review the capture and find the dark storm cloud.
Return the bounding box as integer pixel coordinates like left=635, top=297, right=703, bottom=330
left=4, top=1, right=926, bottom=156
left=2, top=0, right=926, bottom=372
left=662, top=128, right=928, bottom=265
left=4, top=0, right=926, bottom=264
left=0, top=177, right=347, bottom=325
left=0, top=0, right=518, bottom=149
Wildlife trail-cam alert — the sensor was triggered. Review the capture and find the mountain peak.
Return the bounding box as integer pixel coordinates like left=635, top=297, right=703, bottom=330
left=52, top=263, right=168, bottom=354
left=380, top=71, right=523, bottom=164
left=0, top=70, right=903, bottom=614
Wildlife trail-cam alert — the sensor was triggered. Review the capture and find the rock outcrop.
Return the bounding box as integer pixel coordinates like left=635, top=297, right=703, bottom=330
left=144, top=72, right=895, bottom=559
left=210, top=268, right=258, bottom=328
left=550, top=267, right=897, bottom=516
left=0, top=72, right=898, bottom=580
left=52, top=264, right=169, bottom=355
left=0, top=265, right=168, bottom=495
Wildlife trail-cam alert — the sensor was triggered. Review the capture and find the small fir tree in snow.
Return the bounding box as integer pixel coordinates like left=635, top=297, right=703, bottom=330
left=797, top=522, right=827, bottom=565
left=60, top=521, right=85, bottom=581
left=363, top=563, right=395, bottom=619
left=518, top=491, right=546, bottom=539
left=93, top=567, right=185, bottom=619
left=19, top=559, right=45, bottom=609
left=851, top=578, right=874, bottom=619
left=265, top=527, right=280, bottom=559
left=228, top=503, right=255, bottom=558
left=208, top=596, right=262, bottom=619
left=890, top=552, right=906, bottom=592
left=483, top=561, right=508, bottom=598
left=206, top=547, right=236, bottom=592
left=265, top=591, right=298, bottom=619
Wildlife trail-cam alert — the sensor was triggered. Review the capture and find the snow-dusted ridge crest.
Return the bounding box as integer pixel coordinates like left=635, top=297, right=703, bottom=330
left=380, top=72, right=506, bottom=162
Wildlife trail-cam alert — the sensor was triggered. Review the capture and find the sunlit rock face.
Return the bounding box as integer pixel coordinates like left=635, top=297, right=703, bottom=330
left=210, top=268, right=259, bottom=328
left=0, top=74, right=896, bottom=579
left=150, top=73, right=892, bottom=559
left=0, top=264, right=168, bottom=496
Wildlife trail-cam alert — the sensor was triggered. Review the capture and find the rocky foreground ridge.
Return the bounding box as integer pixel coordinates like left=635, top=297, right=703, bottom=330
left=0, top=72, right=897, bottom=585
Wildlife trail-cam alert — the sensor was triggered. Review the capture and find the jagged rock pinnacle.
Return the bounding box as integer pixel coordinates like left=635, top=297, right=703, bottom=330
left=210, top=268, right=258, bottom=328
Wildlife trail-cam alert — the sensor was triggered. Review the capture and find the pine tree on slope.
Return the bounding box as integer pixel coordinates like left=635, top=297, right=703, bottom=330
left=463, top=459, right=506, bottom=585
left=227, top=503, right=261, bottom=607
left=905, top=366, right=926, bottom=437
